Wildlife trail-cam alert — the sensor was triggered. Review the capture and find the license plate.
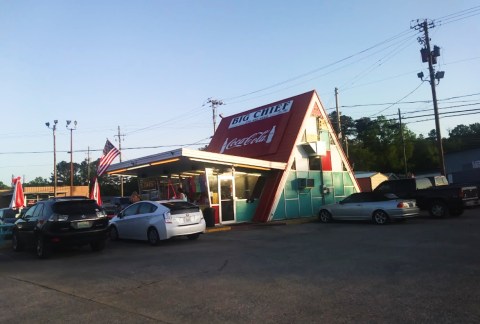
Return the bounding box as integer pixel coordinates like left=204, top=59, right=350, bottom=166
left=76, top=221, right=91, bottom=229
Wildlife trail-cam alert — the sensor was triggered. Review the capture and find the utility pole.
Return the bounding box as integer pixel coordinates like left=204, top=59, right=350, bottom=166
left=66, top=120, right=77, bottom=195
left=398, top=109, right=408, bottom=178
left=206, top=98, right=224, bottom=134
left=45, top=120, right=58, bottom=197
left=334, top=87, right=347, bottom=156
left=412, top=19, right=446, bottom=175
left=87, top=146, right=91, bottom=188
left=114, top=126, right=125, bottom=196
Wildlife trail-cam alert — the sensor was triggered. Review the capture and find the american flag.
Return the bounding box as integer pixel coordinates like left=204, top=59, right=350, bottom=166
left=97, top=139, right=120, bottom=177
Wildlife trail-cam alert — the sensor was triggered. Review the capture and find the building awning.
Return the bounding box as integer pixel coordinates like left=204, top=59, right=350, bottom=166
left=106, top=148, right=286, bottom=178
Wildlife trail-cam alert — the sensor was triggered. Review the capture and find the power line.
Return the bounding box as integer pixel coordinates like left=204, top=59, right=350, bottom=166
left=329, top=91, right=480, bottom=109
left=0, top=138, right=211, bottom=156
left=220, top=28, right=418, bottom=103
left=436, top=5, right=480, bottom=26
left=368, top=81, right=425, bottom=117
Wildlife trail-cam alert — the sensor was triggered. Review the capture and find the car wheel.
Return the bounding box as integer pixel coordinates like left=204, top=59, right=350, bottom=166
left=429, top=200, right=449, bottom=218
left=147, top=227, right=160, bottom=246
left=12, top=231, right=24, bottom=252
left=372, top=210, right=389, bottom=225
left=109, top=226, right=119, bottom=241
left=36, top=236, right=51, bottom=259
left=91, top=240, right=106, bottom=252
left=318, top=210, right=332, bottom=223
left=187, top=233, right=200, bottom=240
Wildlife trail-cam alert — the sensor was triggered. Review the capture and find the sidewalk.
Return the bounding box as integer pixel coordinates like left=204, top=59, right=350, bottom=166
left=205, top=216, right=318, bottom=233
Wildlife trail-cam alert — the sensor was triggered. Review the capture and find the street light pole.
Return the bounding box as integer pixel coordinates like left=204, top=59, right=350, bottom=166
left=45, top=120, right=58, bottom=197
left=66, top=120, right=77, bottom=195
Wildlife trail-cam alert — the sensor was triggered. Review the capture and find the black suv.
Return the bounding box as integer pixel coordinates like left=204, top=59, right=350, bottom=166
left=0, top=208, right=20, bottom=224
left=11, top=197, right=109, bottom=258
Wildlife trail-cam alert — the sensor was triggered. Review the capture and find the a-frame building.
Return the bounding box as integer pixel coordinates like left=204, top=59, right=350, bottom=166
left=107, top=90, right=359, bottom=224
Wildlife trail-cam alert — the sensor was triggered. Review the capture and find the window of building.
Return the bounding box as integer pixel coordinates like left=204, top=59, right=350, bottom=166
left=234, top=174, right=262, bottom=200
left=309, top=156, right=321, bottom=170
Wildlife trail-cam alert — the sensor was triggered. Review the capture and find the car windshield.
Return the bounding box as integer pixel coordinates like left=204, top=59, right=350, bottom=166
left=52, top=200, right=100, bottom=215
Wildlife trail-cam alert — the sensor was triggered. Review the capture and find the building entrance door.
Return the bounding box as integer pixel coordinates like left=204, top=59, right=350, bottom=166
left=219, top=175, right=235, bottom=223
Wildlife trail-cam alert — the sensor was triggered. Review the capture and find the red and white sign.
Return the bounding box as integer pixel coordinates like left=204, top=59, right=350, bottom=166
left=208, top=92, right=314, bottom=162
left=220, top=126, right=276, bottom=153
left=228, top=101, right=292, bottom=128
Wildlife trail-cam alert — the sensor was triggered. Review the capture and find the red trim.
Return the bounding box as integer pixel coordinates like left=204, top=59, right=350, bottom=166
left=321, top=151, right=332, bottom=171
left=207, top=90, right=316, bottom=163
left=253, top=170, right=283, bottom=222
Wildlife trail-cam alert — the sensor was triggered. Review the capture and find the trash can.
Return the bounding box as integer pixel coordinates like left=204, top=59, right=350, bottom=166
left=203, top=207, right=215, bottom=228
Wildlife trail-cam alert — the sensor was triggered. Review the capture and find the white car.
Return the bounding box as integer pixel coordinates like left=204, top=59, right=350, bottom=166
left=109, top=200, right=206, bottom=245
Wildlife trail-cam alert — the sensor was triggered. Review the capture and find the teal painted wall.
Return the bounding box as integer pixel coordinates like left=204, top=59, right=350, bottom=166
left=272, top=170, right=357, bottom=220
left=235, top=199, right=259, bottom=223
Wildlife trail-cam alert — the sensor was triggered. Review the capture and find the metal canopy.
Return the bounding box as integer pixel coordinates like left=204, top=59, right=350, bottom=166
left=106, top=148, right=286, bottom=178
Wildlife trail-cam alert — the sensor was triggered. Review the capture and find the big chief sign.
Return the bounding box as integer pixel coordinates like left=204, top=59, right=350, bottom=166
left=228, top=100, right=292, bottom=128
left=206, top=96, right=306, bottom=161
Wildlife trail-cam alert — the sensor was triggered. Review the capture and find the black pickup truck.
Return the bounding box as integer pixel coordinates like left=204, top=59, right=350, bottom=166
left=374, top=176, right=479, bottom=217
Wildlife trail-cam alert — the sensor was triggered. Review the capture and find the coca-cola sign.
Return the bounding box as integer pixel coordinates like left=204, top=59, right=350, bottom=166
left=228, top=100, right=292, bottom=129
left=220, top=126, right=276, bottom=153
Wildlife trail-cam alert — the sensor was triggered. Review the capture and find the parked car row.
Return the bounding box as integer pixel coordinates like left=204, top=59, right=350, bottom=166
left=319, top=176, right=480, bottom=225
left=9, top=196, right=206, bottom=259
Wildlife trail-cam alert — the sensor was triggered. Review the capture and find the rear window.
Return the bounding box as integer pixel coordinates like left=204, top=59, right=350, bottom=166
left=160, top=201, right=199, bottom=212
left=53, top=200, right=101, bottom=215
left=0, top=209, right=18, bottom=218
left=115, top=198, right=131, bottom=205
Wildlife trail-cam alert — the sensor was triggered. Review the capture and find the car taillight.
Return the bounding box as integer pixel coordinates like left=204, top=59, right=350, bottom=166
left=163, top=212, right=172, bottom=224
left=397, top=202, right=406, bottom=208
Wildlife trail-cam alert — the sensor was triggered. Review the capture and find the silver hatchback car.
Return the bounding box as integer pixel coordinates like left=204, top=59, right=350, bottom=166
left=109, top=200, right=206, bottom=245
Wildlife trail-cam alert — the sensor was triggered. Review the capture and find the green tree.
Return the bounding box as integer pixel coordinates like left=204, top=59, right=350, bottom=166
left=26, top=177, right=49, bottom=186
left=410, top=136, right=438, bottom=173
left=0, top=181, right=9, bottom=189
left=329, top=111, right=356, bottom=138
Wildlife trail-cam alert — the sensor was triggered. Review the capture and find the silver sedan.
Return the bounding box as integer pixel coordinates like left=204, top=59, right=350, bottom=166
left=319, top=192, right=419, bottom=225
left=109, top=200, right=206, bottom=245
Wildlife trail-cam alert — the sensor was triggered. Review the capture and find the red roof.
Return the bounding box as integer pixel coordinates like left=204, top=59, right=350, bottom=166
left=207, top=90, right=316, bottom=163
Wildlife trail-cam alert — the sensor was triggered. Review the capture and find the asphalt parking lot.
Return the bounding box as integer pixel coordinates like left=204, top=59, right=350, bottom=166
left=1, top=209, right=480, bottom=324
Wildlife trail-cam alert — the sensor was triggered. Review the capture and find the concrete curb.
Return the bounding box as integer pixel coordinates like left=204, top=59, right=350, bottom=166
left=205, top=216, right=318, bottom=233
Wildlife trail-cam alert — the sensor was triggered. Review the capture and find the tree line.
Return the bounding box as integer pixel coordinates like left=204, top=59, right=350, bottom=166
left=1, top=116, right=479, bottom=191
left=0, top=158, right=138, bottom=196
left=329, top=111, right=480, bottom=175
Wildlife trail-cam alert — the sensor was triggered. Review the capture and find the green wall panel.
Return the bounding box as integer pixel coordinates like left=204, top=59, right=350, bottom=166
left=285, top=172, right=298, bottom=199
left=285, top=199, right=300, bottom=219
left=235, top=200, right=258, bottom=223
left=272, top=190, right=287, bottom=220
left=322, top=171, right=333, bottom=187
left=299, top=192, right=313, bottom=217
left=343, top=172, right=354, bottom=187
left=344, top=186, right=355, bottom=197
left=312, top=197, right=323, bottom=215
left=309, top=171, right=322, bottom=198
left=333, top=172, right=345, bottom=196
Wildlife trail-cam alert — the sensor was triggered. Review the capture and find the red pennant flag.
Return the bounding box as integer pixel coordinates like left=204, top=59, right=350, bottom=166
left=90, top=177, right=102, bottom=206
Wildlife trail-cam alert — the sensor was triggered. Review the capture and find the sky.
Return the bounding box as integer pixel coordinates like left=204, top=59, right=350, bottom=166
left=0, top=1, right=479, bottom=185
